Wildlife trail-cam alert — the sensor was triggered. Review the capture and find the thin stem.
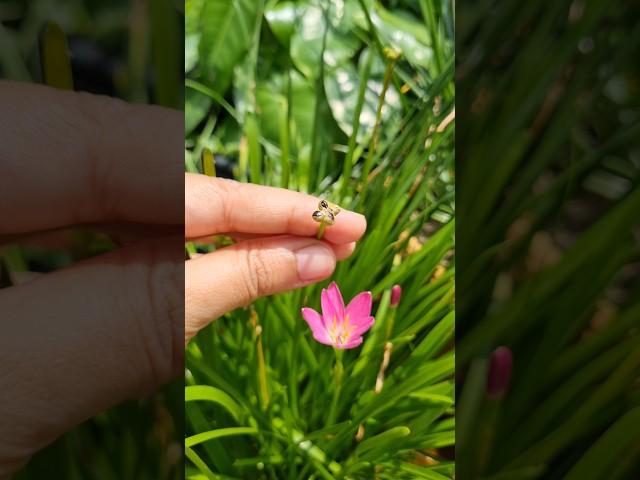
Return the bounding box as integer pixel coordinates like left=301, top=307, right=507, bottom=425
left=339, top=48, right=373, bottom=204
left=326, top=349, right=344, bottom=426
left=359, top=52, right=398, bottom=206
left=385, top=307, right=397, bottom=341
left=201, top=148, right=216, bottom=177
left=375, top=342, right=393, bottom=394
left=185, top=242, right=197, bottom=259
left=252, top=308, right=269, bottom=410
left=257, top=332, right=269, bottom=410
left=41, top=22, right=74, bottom=90
left=279, top=96, right=291, bottom=188
left=308, top=1, right=331, bottom=192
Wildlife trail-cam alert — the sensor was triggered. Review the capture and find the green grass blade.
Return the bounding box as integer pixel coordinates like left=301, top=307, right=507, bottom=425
left=185, top=427, right=259, bottom=448
left=185, top=385, right=244, bottom=422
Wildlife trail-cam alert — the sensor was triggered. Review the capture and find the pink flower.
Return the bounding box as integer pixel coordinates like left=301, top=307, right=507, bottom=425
left=301, top=282, right=374, bottom=349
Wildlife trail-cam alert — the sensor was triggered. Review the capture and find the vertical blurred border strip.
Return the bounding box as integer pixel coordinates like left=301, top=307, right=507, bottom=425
left=457, top=0, right=640, bottom=479
left=1, top=1, right=185, bottom=478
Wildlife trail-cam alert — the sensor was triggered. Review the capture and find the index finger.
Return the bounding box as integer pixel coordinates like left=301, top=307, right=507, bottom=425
left=0, top=81, right=182, bottom=235
left=185, top=173, right=367, bottom=244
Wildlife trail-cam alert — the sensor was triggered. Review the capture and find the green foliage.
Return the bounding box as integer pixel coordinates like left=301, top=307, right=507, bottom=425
left=457, top=1, right=640, bottom=478
left=185, top=0, right=455, bottom=478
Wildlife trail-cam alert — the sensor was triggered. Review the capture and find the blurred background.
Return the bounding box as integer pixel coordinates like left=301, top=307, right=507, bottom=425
left=0, top=1, right=183, bottom=478
left=457, top=1, right=640, bottom=479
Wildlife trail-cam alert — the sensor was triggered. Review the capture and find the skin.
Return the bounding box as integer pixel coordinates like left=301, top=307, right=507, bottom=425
left=0, top=82, right=366, bottom=477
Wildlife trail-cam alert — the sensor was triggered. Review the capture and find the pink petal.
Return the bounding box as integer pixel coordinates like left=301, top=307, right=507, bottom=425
left=301, top=308, right=332, bottom=345
left=301, top=307, right=324, bottom=332
left=350, top=316, right=375, bottom=337
left=336, top=336, right=363, bottom=349
left=313, top=331, right=334, bottom=346
left=321, top=282, right=345, bottom=328
left=346, top=291, right=372, bottom=321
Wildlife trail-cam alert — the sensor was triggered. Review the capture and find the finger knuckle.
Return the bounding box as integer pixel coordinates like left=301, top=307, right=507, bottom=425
left=211, top=178, right=237, bottom=231
left=120, top=244, right=183, bottom=390
left=240, top=246, right=274, bottom=302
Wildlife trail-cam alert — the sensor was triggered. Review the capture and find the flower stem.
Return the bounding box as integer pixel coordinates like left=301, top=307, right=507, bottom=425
left=359, top=51, right=398, bottom=206
left=385, top=307, right=397, bottom=341
left=316, top=221, right=326, bottom=240
left=375, top=342, right=393, bottom=394
left=326, top=349, right=344, bottom=426
left=251, top=308, right=269, bottom=411
left=475, top=399, right=501, bottom=475
left=256, top=331, right=269, bottom=410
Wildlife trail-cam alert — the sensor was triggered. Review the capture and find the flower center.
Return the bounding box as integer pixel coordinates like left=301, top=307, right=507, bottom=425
left=329, top=314, right=353, bottom=345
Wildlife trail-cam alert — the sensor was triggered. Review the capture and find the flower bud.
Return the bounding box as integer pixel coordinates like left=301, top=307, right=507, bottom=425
left=487, top=346, right=513, bottom=399
left=390, top=284, right=402, bottom=307
left=383, top=47, right=401, bottom=61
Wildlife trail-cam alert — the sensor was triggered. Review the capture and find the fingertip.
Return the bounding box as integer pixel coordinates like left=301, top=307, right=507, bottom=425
left=324, top=210, right=367, bottom=244
left=352, top=212, right=368, bottom=239
left=333, top=241, right=357, bottom=260
left=344, top=210, right=367, bottom=235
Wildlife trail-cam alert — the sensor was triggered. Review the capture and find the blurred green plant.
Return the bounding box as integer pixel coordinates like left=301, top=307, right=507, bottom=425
left=185, top=0, right=455, bottom=478
left=457, top=1, right=640, bottom=479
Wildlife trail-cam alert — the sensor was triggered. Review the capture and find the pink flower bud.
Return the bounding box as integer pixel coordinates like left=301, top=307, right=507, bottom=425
left=390, top=284, right=402, bottom=307
left=487, top=346, right=513, bottom=399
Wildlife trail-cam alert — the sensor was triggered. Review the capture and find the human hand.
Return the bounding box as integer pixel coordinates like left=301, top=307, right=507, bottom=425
left=0, top=81, right=183, bottom=477
left=0, top=80, right=366, bottom=477
left=184, top=173, right=367, bottom=343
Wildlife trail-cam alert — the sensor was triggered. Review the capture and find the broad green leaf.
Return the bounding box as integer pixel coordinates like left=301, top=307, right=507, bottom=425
left=354, top=2, right=434, bottom=70
left=375, top=4, right=433, bottom=64
left=290, top=0, right=361, bottom=79
left=185, top=87, right=212, bottom=135
left=198, top=0, right=261, bottom=93
left=255, top=70, right=316, bottom=152
left=265, top=1, right=297, bottom=45
left=324, top=59, right=401, bottom=141
left=185, top=0, right=204, bottom=72
left=185, top=33, right=200, bottom=72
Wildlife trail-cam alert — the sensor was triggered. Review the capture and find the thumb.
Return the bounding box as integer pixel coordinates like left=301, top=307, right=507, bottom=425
left=0, top=237, right=183, bottom=477
left=185, top=235, right=336, bottom=342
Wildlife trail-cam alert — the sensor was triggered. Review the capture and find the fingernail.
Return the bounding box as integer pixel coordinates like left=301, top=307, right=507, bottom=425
left=295, top=244, right=335, bottom=281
